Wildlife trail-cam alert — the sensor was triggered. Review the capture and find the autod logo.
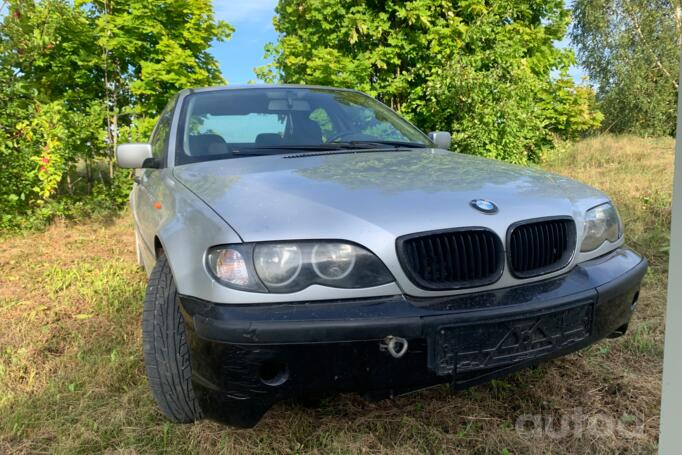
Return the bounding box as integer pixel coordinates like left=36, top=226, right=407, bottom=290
left=470, top=199, right=498, bottom=214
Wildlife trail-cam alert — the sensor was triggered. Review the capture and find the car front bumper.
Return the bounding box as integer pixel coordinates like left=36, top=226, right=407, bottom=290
left=180, top=247, right=647, bottom=427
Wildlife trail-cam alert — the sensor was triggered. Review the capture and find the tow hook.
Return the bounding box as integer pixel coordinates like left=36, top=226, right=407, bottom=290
left=381, top=336, right=409, bottom=359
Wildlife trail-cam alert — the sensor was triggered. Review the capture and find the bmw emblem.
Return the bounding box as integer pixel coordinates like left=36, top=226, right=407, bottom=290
left=470, top=199, right=498, bottom=214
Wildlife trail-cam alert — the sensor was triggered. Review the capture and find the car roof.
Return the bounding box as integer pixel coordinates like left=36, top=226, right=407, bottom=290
left=184, top=84, right=363, bottom=95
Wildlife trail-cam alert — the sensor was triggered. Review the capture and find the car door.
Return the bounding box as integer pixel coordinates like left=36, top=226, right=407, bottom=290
left=133, top=101, right=175, bottom=258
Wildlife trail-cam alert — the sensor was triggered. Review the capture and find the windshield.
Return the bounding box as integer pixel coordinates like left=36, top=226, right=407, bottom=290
left=175, top=87, right=432, bottom=165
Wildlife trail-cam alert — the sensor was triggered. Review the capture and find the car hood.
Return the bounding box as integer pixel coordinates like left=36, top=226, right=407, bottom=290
left=173, top=149, right=607, bottom=243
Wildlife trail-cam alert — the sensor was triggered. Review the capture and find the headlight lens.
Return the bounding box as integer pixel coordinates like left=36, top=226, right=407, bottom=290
left=215, top=249, right=250, bottom=286
left=311, top=243, right=356, bottom=279
left=207, top=241, right=393, bottom=293
left=206, top=245, right=266, bottom=292
left=581, top=203, right=623, bottom=252
left=254, top=244, right=303, bottom=287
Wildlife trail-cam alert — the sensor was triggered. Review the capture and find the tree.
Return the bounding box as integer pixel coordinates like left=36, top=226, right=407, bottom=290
left=81, top=0, right=233, bottom=176
left=571, top=0, right=681, bottom=136
left=258, top=0, right=603, bottom=164
left=0, top=0, right=102, bottom=225
left=0, top=0, right=232, bottom=227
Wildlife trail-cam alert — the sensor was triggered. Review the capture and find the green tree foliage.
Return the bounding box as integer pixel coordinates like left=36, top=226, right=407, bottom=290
left=0, top=0, right=231, bottom=228
left=259, top=0, right=603, bottom=164
left=571, top=0, right=681, bottom=136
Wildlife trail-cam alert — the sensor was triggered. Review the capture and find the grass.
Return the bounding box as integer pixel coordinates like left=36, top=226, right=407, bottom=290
left=0, top=135, right=672, bottom=454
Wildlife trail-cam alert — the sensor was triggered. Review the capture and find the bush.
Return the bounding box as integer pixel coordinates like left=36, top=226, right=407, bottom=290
left=407, top=61, right=553, bottom=164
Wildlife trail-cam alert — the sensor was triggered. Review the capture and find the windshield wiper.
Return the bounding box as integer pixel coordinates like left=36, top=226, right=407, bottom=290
left=230, top=145, right=344, bottom=156
left=331, top=140, right=428, bottom=149
left=240, top=144, right=347, bottom=151
left=232, top=143, right=392, bottom=155
left=231, top=141, right=426, bottom=156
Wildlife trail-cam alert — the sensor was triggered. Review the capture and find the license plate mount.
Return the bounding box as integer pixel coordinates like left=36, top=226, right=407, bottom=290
left=429, top=301, right=594, bottom=376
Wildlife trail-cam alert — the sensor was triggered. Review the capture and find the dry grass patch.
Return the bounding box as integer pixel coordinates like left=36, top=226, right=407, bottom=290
left=0, top=135, right=671, bottom=454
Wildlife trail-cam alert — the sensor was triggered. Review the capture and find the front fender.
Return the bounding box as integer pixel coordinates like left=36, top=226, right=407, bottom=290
left=154, top=173, right=242, bottom=300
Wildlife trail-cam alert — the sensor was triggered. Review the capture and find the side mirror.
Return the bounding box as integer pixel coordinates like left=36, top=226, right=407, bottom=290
left=428, top=131, right=452, bottom=150
left=116, top=143, right=154, bottom=169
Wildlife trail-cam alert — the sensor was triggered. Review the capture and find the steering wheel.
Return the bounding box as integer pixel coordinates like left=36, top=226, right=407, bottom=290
left=325, top=131, right=360, bottom=143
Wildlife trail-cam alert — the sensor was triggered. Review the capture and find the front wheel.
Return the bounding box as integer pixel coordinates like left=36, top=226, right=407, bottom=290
left=142, top=255, right=202, bottom=423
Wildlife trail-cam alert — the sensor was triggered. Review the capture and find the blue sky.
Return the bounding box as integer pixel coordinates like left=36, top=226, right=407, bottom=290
left=211, top=1, right=586, bottom=85
left=211, top=0, right=279, bottom=84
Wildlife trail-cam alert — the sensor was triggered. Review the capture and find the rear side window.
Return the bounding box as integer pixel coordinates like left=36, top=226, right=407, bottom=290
left=191, top=113, right=286, bottom=143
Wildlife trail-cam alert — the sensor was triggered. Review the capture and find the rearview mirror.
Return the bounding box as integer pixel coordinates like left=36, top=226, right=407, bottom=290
left=116, top=143, right=153, bottom=169
left=428, top=131, right=452, bottom=150
left=267, top=99, right=311, bottom=111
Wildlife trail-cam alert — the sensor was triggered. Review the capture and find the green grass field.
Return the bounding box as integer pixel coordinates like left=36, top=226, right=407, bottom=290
left=0, top=135, right=672, bottom=454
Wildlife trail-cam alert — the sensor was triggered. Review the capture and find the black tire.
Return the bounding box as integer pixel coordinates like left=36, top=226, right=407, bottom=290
left=142, top=255, right=202, bottom=423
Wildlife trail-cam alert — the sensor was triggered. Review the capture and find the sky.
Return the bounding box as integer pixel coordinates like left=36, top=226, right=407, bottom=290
left=210, top=0, right=279, bottom=84
left=210, top=0, right=587, bottom=85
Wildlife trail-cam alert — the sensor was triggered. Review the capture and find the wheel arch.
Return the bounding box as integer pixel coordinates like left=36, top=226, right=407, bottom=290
left=154, top=235, right=165, bottom=257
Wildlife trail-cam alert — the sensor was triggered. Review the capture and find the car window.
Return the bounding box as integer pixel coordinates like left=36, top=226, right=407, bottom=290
left=308, top=107, right=335, bottom=141
left=175, top=88, right=431, bottom=165
left=338, top=102, right=415, bottom=142
left=150, top=108, right=173, bottom=160
left=191, top=113, right=287, bottom=143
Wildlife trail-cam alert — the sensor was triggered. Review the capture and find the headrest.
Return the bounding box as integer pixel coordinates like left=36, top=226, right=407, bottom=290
left=255, top=133, right=284, bottom=146
left=188, top=134, right=228, bottom=156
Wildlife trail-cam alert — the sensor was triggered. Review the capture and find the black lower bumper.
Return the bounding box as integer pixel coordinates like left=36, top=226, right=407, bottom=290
left=180, top=248, right=647, bottom=427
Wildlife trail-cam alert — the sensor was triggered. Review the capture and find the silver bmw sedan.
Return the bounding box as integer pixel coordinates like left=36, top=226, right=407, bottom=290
left=116, top=85, right=647, bottom=427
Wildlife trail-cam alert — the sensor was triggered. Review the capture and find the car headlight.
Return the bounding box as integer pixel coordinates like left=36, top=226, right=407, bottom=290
left=254, top=244, right=304, bottom=287
left=207, top=241, right=393, bottom=293
left=580, top=202, right=623, bottom=252
left=311, top=243, right=356, bottom=279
